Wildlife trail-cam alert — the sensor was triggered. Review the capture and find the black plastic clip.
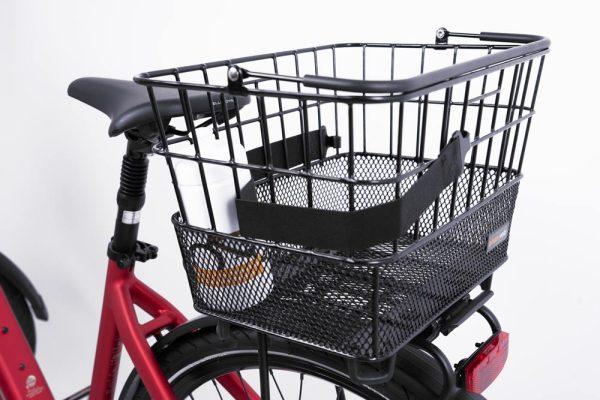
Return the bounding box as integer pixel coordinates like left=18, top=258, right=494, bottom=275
left=107, top=240, right=158, bottom=269
left=346, top=356, right=396, bottom=385
left=325, top=134, right=342, bottom=149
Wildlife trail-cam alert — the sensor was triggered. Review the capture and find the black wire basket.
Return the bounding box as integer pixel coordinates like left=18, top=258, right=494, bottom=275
left=136, top=28, right=549, bottom=361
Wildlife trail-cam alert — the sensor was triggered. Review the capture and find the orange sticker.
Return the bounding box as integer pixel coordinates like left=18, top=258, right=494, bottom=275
left=194, top=255, right=265, bottom=288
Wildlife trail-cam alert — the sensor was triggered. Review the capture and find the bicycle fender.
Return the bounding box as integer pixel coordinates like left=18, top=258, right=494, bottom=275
left=0, top=252, right=48, bottom=321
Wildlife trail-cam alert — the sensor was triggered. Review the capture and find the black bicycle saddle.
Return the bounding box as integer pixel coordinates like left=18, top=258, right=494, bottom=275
left=68, top=77, right=249, bottom=136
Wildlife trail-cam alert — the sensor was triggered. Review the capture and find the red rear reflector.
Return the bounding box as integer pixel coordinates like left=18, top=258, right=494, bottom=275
left=464, top=331, right=509, bottom=394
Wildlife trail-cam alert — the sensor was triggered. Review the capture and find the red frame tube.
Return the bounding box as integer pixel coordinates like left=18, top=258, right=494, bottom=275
left=0, top=259, right=257, bottom=399
left=89, top=259, right=257, bottom=399
left=0, top=286, right=53, bottom=399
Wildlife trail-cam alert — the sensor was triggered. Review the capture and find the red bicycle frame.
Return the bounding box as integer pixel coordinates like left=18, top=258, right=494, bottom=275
left=0, top=258, right=259, bottom=399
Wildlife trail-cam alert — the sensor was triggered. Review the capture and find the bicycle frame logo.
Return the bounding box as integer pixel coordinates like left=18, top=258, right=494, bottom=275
left=25, top=374, right=44, bottom=398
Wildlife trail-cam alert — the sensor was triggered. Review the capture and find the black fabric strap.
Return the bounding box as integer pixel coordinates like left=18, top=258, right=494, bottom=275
left=246, top=126, right=337, bottom=180
left=237, top=130, right=470, bottom=252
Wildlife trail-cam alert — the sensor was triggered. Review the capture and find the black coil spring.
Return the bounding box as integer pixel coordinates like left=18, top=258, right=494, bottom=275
left=119, top=155, right=148, bottom=198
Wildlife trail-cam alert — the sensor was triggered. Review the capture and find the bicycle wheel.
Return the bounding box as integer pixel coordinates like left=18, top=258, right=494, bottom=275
left=121, top=325, right=448, bottom=400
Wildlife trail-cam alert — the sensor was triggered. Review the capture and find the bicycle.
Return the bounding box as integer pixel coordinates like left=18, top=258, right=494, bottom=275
left=0, top=28, right=549, bottom=399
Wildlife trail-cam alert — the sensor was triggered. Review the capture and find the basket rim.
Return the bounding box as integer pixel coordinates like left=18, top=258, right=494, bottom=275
left=134, top=37, right=549, bottom=104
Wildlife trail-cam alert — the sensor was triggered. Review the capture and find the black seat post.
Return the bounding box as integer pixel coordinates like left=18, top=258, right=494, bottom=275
left=107, top=136, right=154, bottom=268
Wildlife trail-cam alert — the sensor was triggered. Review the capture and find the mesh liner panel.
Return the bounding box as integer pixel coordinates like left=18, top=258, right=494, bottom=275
left=173, top=156, right=519, bottom=359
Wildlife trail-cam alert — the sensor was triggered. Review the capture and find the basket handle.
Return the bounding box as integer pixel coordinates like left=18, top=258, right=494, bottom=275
left=301, top=29, right=549, bottom=94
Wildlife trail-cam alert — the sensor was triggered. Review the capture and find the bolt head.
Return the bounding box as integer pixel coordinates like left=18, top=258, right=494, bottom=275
left=436, top=28, right=447, bottom=39
left=228, top=66, right=240, bottom=82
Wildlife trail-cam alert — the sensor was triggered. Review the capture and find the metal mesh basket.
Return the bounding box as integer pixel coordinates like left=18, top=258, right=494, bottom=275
left=136, top=29, right=548, bottom=360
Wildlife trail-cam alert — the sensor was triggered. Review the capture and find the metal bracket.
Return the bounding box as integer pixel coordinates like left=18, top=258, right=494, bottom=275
left=346, top=355, right=396, bottom=385
left=227, top=65, right=249, bottom=94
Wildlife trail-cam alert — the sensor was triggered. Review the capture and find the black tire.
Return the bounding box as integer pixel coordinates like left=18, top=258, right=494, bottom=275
left=123, top=325, right=452, bottom=400
left=0, top=275, right=36, bottom=351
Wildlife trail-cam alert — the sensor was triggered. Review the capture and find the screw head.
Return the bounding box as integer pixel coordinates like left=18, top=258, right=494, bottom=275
left=227, top=66, right=240, bottom=82
left=1, top=326, right=8, bottom=334
left=436, top=28, right=448, bottom=39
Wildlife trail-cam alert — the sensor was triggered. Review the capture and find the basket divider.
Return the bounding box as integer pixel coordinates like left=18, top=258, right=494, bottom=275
left=388, top=46, right=396, bottom=156
left=312, top=49, right=324, bottom=159
left=300, top=100, right=314, bottom=208
left=480, top=69, right=505, bottom=201
left=393, top=101, right=405, bottom=253
left=257, top=94, right=276, bottom=204
left=494, top=63, right=523, bottom=190
left=272, top=56, right=290, bottom=169
left=179, top=85, right=217, bottom=230
left=506, top=60, right=534, bottom=179
left=372, top=266, right=381, bottom=357
left=332, top=46, right=340, bottom=156
left=412, top=46, right=427, bottom=239
left=466, top=47, right=492, bottom=209
left=449, top=80, right=471, bottom=219
left=220, top=93, right=241, bottom=199
left=362, top=45, right=367, bottom=152
left=517, top=56, right=545, bottom=174
left=432, top=87, right=454, bottom=230
left=347, top=104, right=355, bottom=212
left=201, top=68, right=220, bottom=139
left=147, top=84, right=189, bottom=224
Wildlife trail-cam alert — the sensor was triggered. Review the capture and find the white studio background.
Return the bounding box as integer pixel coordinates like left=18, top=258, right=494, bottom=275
left=1, top=1, right=598, bottom=399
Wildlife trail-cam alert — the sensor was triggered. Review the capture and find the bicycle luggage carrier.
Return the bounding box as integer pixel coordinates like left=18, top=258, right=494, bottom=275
left=136, top=29, right=549, bottom=361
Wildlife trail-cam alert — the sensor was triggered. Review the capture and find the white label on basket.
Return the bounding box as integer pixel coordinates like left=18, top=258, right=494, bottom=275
left=122, top=210, right=141, bottom=225
left=487, top=223, right=510, bottom=252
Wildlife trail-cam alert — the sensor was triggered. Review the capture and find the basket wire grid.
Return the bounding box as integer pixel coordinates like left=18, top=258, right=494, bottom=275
left=136, top=31, right=548, bottom=360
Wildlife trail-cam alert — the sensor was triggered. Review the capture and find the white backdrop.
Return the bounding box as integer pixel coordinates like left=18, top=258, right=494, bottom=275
left=1, top=1, right=598, bottom=399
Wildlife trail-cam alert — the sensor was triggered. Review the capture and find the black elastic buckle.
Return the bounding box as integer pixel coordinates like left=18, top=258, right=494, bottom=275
left=325, top=134, right=342, bottom=149
left=107, top=240, right=158, bottom=269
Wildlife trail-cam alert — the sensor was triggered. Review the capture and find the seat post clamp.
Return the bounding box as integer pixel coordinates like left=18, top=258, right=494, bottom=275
left=107, top=239, right=158, bottom=269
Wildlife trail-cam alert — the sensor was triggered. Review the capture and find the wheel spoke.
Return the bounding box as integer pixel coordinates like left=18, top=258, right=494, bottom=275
left=298, top=373, right=304, bottom=400
left=269, top=369, right=286, bottom=400
left=236, top=370, right=251, bottom=400
left=212, top=379, right=224, bottom=400
left=335, top=386, right=347, bottom=400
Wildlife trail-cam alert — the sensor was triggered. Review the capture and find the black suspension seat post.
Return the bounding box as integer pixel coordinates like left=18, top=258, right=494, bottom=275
left=107, top=136, right=158, bottom=268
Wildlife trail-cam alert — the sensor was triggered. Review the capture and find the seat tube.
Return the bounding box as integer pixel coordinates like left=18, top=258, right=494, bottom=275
left=90, top=138, right=153, bottom=399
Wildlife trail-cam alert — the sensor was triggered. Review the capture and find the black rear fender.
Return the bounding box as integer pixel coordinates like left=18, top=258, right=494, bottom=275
left=0, top=252, right=48, bottom=320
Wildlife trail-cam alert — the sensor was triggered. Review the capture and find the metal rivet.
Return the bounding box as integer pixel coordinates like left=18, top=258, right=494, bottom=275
left=228, top=66, right=240, bottom=82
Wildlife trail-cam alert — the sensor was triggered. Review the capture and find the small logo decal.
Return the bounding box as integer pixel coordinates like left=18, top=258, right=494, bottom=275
left=122, top=210, right=141, bottom=225
left=25, top=375, right=37, bottom=389
left=25, top=374, right=44, bottom=398
left=487, top=223, right=510, bottom=252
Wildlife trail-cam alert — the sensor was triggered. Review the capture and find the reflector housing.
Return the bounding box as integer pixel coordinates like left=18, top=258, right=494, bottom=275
left=464, top=331, right=509, bottom=393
